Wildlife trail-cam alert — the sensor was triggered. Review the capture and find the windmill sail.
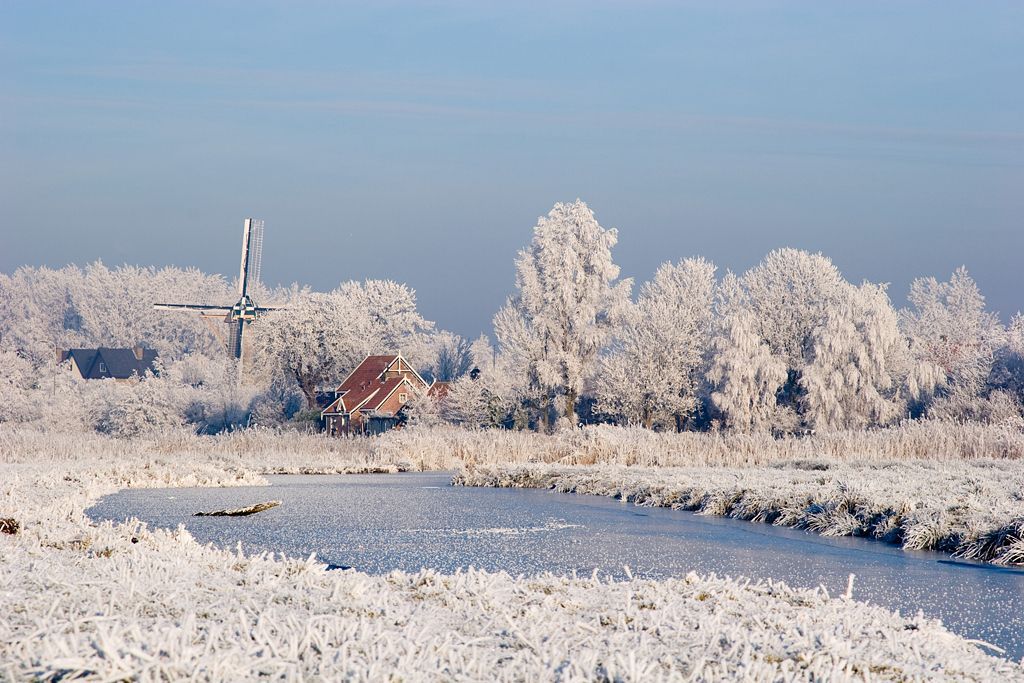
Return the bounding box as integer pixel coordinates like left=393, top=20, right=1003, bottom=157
left=238, top=218, right=264, bottom=297
left=153, top=303, right=232, bottom=314
left=247, top=219, right=264, bottom=291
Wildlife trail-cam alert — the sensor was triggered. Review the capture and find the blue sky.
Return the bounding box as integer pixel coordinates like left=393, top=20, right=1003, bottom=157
left=2, top=1, right=1022, bottom=338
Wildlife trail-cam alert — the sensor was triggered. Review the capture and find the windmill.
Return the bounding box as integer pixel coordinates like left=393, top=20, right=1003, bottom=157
left=154, top=218, right=278, bottom=366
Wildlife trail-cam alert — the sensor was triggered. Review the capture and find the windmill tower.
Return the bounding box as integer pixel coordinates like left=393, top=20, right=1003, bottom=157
left=154, top=218, right=278, bottom=368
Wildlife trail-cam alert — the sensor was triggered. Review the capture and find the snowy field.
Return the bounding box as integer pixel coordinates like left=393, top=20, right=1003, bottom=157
left=2, top=455, right=1023, bottom=680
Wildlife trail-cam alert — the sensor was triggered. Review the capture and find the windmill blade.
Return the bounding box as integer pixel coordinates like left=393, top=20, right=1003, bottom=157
left=238, top=219, right=251, bottom=296
left=238, top=218, right=264, bottom=297
left=247, top=219, right=264, bottom=292
left=154, top=303, right=232, bottom=314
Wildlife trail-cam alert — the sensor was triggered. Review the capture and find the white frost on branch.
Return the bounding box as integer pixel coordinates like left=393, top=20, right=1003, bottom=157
left=801, top=283, right=908, bottom=430
left=501, top=200, right=631, bottom=425
left=595, top=258, right=716, bottom=429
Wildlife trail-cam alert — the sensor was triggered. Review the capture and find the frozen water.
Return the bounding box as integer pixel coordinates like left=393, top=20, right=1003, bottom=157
left=88, top=472, right=1024, bottom=659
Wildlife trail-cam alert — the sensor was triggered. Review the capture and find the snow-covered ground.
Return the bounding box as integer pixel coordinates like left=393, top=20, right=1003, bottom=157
left=455, top=461, right=1024, bottom=566
left=2, top=433, right=1024, bottom=679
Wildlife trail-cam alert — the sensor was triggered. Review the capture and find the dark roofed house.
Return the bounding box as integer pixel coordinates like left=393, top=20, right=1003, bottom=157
left=61, top=346, right=159, bottom=381
left=321, top=353, right=433, bottom=436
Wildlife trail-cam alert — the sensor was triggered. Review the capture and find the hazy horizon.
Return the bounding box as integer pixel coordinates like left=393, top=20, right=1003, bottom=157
left=3, top=2, right=1022, bottom=338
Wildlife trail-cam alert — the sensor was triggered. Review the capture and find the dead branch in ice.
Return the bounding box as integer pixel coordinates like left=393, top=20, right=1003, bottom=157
left=193, top=501, right=281, bottom=517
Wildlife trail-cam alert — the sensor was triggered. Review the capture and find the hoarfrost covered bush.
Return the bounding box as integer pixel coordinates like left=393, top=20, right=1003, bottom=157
left=0, top=354, right=260, bottom=436
left=435, top=336, right=524, bottom=429
left=87, top=370, right=187, bottom=437
left=903, top=267, right=1005, bottom=413
left=0, top=348, right=38, bottom=424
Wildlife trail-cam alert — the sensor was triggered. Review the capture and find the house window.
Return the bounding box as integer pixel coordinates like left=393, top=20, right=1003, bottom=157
left=398, top=392, right=408, bottom=404
left=99, top=362, right=107, bottom=373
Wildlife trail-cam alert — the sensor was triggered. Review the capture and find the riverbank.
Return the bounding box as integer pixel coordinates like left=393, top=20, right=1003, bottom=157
left=455, top=461, right=1024, bottom=566
left=3, top=452, right=1022, bottom=679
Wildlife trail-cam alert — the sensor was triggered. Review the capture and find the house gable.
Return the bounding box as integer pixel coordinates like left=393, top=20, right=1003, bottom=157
left=381, top=355, right=428, bottom=390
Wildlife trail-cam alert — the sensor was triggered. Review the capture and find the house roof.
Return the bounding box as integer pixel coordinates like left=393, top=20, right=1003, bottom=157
left=427, top=381, right=451, bottom=400
left=65, top=347, right=159, bottom=380
left=322, top=354, right=426, bottom=417
left=333, top=355, right=398, bottom=411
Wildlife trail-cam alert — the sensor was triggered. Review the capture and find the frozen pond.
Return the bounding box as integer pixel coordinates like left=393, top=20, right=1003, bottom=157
left=87, top=472, right=1024, bottom=660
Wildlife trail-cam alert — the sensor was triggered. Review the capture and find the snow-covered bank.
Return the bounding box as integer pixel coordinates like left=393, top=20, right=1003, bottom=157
left=2, top=454, right=1022, bottom=679
left=455, top=462, right=1024, bottom=566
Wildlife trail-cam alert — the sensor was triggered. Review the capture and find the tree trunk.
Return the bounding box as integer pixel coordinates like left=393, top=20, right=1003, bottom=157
left=643, top=407, right=653, bottom=430
left=538, top=395, right=550, bottom=433
left=564, top=388, right=577, bottom=423
left=295, top=370, right=318, bottom=410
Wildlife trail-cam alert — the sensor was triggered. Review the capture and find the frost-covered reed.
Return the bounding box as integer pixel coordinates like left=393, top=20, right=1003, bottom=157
left=2, top=452, right=1022, bottom=680
left=376, top=421, right=1024, bottom=469
left=6, top=419, right=1023, bottom=473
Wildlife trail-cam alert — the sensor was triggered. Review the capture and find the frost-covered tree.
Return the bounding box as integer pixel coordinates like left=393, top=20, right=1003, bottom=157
left=428, top=332, right=472, bottom=382
left=0, top=261, right=252, bottom=361
left=0, top=266, right=80, bottom=360
left=0, top=348, right=41, bottom=424
left=502, top=200, right=631, bottom=425
left=439, top=334, right=525, bottom=428
left=252, top=280, right=434, bottom=410
left=706, top=274, right=789, bottom=432
left=989, top=314, right=1024, bottom=405
left=161, top=354, right=258, bottom=432
left=251, top=292, right=372, bottom=410
left=595, top=258, right=716, bottom=429
left=493, top=298, right=548, bottom=426
left=740, top=249, right=849, bottom=369
left=704, top=249, right=918, bottom=432
left=901, top=268, right=1003, bottom=413
left=337, top=279, right=436, bottom=369
left=801, top=283, right=908, bottom=430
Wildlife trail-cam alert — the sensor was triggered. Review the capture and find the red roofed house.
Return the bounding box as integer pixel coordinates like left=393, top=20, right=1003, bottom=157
left=321, top=353, right=430, bottom=436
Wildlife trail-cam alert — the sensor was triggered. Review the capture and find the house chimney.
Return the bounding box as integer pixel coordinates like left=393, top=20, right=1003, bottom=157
left=133, top=345, right=144, bottom=361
